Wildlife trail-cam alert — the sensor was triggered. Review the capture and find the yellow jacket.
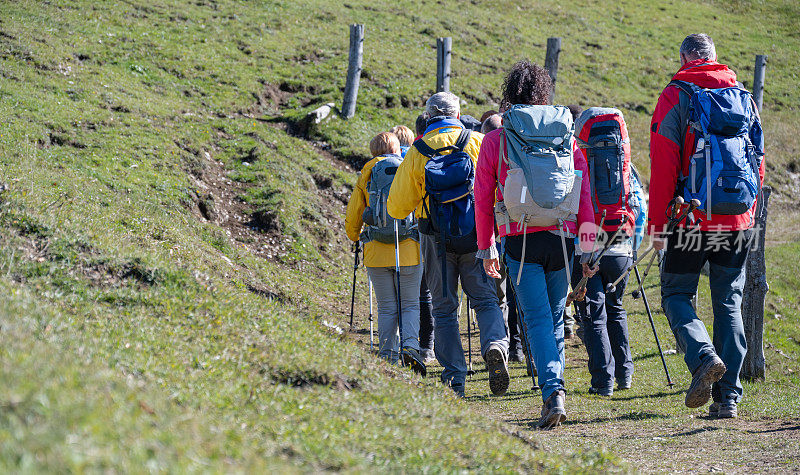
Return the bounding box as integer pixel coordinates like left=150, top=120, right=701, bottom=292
left=344, top=155, right=421, bottom=268
left=387, top=125, right=483, bottom=220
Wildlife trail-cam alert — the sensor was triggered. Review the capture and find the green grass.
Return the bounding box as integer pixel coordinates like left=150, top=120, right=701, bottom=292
left=0, top=0, right=798, bottom=471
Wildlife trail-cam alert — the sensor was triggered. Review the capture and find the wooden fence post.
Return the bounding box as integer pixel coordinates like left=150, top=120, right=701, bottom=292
left=544, top=37, right=562, bottom=104
left=341, top=24, right=364, bottom=119
left=741, top=186, right=771, bottom=381
left=436, top=37, right=452, bottom=93
left=753, top=55, right=767, bottom=112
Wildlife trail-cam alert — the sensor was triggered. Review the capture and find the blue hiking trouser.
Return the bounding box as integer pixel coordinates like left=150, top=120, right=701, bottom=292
left=661, top=230, right=751, bottom=403
left=421, top=234, right=508, bottom=392
left=579, top=255, right=634, bottom=392
left=502, top=232, right=573, bottom=402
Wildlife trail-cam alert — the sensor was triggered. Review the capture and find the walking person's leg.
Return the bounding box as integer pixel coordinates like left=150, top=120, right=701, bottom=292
left=505, top=255, right=562, bottom=400
left=368, top=266, right=400, bottom=363
left=421, top=235, right=466, bottom=394
left=418, top=269, right=435, bottom=361
left=583, top=271, right=614, bottom=395
left=505, top=272, right=525, bottom=362
left=394, top=262, right=427, bottom=375
left=707, top=232, right=750, bottom=417
left=460, top=251, right=510, bottom=395
left=602, top=255, right=635, bottom=390
left=661, top=232, right=727, bottom=408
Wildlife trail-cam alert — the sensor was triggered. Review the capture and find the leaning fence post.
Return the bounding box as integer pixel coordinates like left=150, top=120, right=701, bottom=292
left=741, top=186, right=771, bottom=381
left=544, top=37, right=562, bottom=104
left=341, top=24, right=364, bottom=119
left=753, top=54, right=767, bottom=112
left=436, top=37, right=452, bottom=93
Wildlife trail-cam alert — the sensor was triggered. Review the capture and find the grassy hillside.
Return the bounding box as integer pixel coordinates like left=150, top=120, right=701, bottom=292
left=0, top=0, right=798, bottom=471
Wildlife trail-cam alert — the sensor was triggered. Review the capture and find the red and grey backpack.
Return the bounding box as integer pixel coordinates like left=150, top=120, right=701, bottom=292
left=575, top=107, right=635, bottom=234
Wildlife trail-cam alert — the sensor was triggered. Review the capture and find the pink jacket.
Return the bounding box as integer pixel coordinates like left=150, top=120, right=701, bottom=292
left=474, top=127, right=594, bottom=252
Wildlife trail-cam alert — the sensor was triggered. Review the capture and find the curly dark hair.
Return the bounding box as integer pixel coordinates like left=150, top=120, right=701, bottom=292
left=500, top=60, right=552, bottom=109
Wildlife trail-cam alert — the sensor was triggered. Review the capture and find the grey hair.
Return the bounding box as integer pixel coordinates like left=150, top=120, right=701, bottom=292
left=426, top=91, right=460, bottom=118
left=680, top=33, right=716, bottom=61
left=481, top=114, right=503, bottom=134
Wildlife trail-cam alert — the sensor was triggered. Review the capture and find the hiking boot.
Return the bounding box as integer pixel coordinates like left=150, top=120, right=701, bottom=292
left=401, top=348, right=427, bottom=377
left=538, top=389, right=566, bottom=429
left=485, top=344, right=510, bottom=396
left=508, top=346, right=525, bottom=363
left=709, top=401, right=738, bottom=419
left=685, top=354, right=727, bottom=408
left=588, top=387, right=613, bottom=397
left=617, top=378, right=632, bottom=391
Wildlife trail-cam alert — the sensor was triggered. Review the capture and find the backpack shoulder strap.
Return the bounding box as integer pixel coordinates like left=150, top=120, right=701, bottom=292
left=413, top=128, right=471, bottom=158
left=668, top=79, right=699, bottom=98
left=413, top=137, right=437, bottom=159
left=453, top=128, right=471, bottom=151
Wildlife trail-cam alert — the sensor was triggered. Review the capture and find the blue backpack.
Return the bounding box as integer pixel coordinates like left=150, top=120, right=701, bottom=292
left=415, top=128, right=476, bottom=295
left=670, top=80, right=764, bottom=221
left=629, top=165, right=647, bottom=251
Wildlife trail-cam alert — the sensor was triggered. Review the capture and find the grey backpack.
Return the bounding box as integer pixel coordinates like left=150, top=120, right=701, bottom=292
left=360, top=155, right=418, bottom=244
left=495, top=105, right=582, bottom=231
left=494, top=105, right=582, bottom=285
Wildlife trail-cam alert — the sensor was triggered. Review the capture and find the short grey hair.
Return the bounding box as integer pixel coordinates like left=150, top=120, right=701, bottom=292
left=481, top=114, right=503, bottom=134
left=426, top=92, right=460, bottom=118
left=680, top=33, right=716, bottom=61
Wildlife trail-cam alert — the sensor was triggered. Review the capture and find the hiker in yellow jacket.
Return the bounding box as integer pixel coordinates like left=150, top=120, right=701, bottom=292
left=345, top=132, right=426, bottom=374
left=387, top=92, right=510, bottom=398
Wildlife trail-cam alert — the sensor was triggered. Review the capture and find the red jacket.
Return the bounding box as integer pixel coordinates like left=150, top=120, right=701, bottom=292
left=648, top=59, right=765, bottom=234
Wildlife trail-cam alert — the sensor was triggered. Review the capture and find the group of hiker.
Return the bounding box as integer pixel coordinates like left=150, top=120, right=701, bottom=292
left=344, top=33, right=765, bottom=429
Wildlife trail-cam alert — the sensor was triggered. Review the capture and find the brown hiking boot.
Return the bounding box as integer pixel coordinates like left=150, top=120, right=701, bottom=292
left=485, top=344, right=509, bottom=396
left=538, top=389, right=566, bottom=429
left=685, top=355, right=726, bottom=408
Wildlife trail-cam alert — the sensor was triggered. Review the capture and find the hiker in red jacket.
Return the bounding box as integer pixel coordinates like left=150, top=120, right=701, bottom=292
left=649, top=34, right=765, bottom=418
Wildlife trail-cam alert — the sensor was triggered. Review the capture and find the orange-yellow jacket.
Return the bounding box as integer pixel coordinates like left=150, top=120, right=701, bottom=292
left=387, top=124, right=484, bottom=221
left=344, top=155, right=421, bottom=268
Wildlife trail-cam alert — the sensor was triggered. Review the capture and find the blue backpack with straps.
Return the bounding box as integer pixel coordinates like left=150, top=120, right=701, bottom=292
left=670, top=80, right=764, bottom=221
left=414, top=128, right=477, bottom=297
left=415, top=128, right=477, bottom=254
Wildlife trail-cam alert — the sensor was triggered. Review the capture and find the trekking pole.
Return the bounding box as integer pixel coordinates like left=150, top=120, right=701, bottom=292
left=567, top=216, right=629, bottom=305
left=368, top=276, right=374, bottom=352
left=394, top=220, right=404, bottom=360
left=633, top=264, right=673, bottom=386
left=606, top=198, right=700, bottom=293
left=466, top=297, right=474, bottom=377
left=348, top=241, right=361, bottom=331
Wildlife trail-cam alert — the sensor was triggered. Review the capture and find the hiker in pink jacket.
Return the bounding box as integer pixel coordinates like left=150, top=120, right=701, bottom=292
left=474, top=60, right=594, bottom=429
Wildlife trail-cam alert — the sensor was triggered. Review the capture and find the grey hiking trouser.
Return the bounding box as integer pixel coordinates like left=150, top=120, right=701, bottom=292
left=367, top=264, right=423, bottom=363
left=421, top=234, right=508, bottom=390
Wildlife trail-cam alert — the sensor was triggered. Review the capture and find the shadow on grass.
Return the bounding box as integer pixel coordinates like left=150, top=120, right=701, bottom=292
left=666, top=426, right=722, bottom=437
left=465, top=388, right=540, bottom=402
left=633, top=351, right=663, bottom=362
left=609, top=389, right=684, bottom=401
left=508, top=411, right=670, bottom=427
left=560, top=411, right=670, bottom=426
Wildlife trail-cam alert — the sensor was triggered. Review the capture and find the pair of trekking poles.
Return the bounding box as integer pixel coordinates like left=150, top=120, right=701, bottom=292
left=348, top=221, right=406, bottom=359
left=563, top=199, right=699, bottom=387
